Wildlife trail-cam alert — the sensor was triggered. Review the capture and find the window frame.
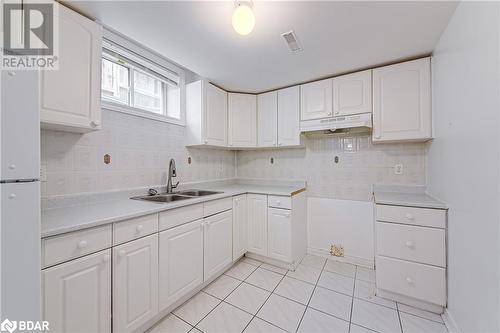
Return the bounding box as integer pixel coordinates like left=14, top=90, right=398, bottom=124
left=101, top=31, right=186, bottom=126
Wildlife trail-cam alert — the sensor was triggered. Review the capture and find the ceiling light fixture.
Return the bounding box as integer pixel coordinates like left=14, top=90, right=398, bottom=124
left=232, top=1, right=255, bottom=36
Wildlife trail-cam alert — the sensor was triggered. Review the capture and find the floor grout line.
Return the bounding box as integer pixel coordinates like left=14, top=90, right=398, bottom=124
left=396, top=301, right=404, bottom=333
left=348, top=265, right=358, bottom=332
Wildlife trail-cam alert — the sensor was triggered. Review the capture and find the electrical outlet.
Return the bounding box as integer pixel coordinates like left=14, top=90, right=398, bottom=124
left=394, top=163, right=404, bottom=175
left=330, top=244, right=344, bottom=257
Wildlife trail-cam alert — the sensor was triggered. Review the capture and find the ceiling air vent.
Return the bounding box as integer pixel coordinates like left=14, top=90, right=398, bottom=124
left=281, top=30, right=303, bottom=52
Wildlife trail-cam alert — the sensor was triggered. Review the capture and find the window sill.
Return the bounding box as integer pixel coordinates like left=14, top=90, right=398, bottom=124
left=102, top=101, right=185, bottom=126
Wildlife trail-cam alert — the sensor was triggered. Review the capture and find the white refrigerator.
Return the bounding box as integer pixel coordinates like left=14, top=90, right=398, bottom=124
left=0, top=69, right=41, bottom=323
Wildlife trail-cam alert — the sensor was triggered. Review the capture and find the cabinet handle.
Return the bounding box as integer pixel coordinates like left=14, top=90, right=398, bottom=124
left=102, top=254, right=111, bottom=263
left=78, top=240, right=88, bottom=249
left=90, top=120, right=100, bottom=127
left=118, top=250, right=126, bottom=257
left=8, top=164, right=16, bottom=170
left=405, top=241, right=414, bottom=248
left=405, top=277, right=413, bottom=284
left=136, top=224, right=144, bottom=232
left=405, top=213, right=414, bottom=220
left=8, top=194, right=16, bottom=199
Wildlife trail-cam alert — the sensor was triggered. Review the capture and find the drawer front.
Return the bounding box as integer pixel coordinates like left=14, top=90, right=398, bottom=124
left=376, top=204, right=446, bottom=228
left=376, top=256, right=446, bottom=306
left=159, top=203, right=203, bottom=231
left=376, top=222, right=445, bottom=267
left=268, top=195, right=291, bottom=210
left=42, top=225, right=112, bottom=268
left=204, top=197, right=232, bottom=217
left=113, top=213, right=158, bottom=245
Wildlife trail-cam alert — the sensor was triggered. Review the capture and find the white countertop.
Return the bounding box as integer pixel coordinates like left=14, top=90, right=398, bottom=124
left=41, top=182, right=305, bottom=238
left=373, top=185, right=447, bottom=209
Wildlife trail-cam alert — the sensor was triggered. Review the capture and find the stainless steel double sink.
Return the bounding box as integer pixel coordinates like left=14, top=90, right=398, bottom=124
left=131, top=189, right=222, bottom=203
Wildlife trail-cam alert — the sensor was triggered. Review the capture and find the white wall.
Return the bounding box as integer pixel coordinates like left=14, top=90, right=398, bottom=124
left=427, top=2, right=499, bottom=332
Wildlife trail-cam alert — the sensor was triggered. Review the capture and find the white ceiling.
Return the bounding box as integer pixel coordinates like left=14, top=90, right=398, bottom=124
left=69, top=1, right=457, bottom=93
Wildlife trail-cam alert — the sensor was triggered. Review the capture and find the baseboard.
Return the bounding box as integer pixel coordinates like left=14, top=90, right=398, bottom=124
left=442, top=308, right=460, bottom=333
left=245, top=252, right=302, bottom=271
left=307, top=247, right=374, bottom=269
left=376, top=289, right=444, bottom=314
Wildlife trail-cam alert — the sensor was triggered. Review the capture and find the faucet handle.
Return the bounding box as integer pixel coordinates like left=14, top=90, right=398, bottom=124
left=172, top=181, right=180, bottom=189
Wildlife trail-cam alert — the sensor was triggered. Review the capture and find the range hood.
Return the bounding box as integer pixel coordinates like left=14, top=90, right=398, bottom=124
left=300, top=113, right=372, bottom=134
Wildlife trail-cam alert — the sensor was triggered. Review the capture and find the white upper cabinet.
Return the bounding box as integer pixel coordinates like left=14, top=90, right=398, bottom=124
left=232, top=195, right=248, bottom=260
left=203, top=210, right=233, bottom=281
left=278, top=86, right=301, bottom=147
left=257, top=91, right=278, bottom=148
left=113, top=234, right=158, bottom=333
left=300, top=78, right=333, bottom=121
left=159, top=220, right=203, bottom=311
left=40, top=3, right=102, bottom=133
left=333, top=70, right=372, bottom=117
left=246, top=194, right=268, bottom=257
left=43, top=250, right=111, bottom=333
left=186, top=80, right=228, bottom=147
left=372, top=58, right=432, bottom=143
left=228, top=93, right=257, bottom=148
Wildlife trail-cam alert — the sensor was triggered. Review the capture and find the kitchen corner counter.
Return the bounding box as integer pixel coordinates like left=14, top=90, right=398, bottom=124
left=373, top=185, right=447, bottom=210
left=41, top=181, right=306, bottom=238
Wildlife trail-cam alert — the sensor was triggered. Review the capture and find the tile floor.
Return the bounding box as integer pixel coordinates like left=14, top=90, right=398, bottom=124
left=149, top=255, right=448, bottom=333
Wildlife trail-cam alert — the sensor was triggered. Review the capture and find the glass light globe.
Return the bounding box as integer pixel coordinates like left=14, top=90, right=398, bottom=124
left=232, top=4, right=255, bottom=35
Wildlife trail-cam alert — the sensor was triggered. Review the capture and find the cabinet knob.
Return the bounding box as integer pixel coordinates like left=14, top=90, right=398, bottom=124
left=90, top=120, right=100, bottom=127
left=8, top=194, right=16, bottom=199
left=78, top=240, right=88, bottom=249
left=7, top=71, right=15, bottom=77
left=9, top=164, right=16, bottom=170
left=334, top=111, right=339, bottom=115
left=136, top=224, right=144, bottom=232
left=405, top=277, right=413, bottom=284
left=405, top=213, right=414, bottom=220
left=204, top=139, right=208, bottom=144
left=328, top=112, right=333, bottom=116
left=102, top=254, right=111, bottom=263
left=405, top=241, right=414, bottom=248
left=118, top=250, right=126, bottom=257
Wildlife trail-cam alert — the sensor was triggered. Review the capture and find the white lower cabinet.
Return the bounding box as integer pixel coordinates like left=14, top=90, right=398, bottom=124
left=43, top=249, right=111, bottom=333
left=246, top=194, right=268, bottom=256
left=159, top=219, right=204, bottom=310
left=267, top=208, right=292, bottom=262
left=204, top=210, right=233, bottom=281
left=113, top=234, right=159, bottom=333
left=233, top=195, right=248, bottom=261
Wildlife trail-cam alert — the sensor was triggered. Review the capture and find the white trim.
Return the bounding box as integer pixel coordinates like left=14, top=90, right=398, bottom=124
left=442, top=308, right=460, bottom=333
left=102, top=102, right=185, bottom=126
left=307, top=246, right=374, bottom=269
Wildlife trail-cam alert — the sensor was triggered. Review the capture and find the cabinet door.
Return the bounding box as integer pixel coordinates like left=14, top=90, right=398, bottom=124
left=300, top=78, right=333, bottom=121
left=257, top=91, right=278, bottom=148
left=228, top=93, right=257, bottom=147
left=278, top=86, right=301, bottom=147
left=204, top=210, right=233, bottom=281
left=113, top=234, right=158, bottom=333
left=43, top=250, right=111, bottom=333
left=1, top=70, right=39, bottom=181
left=372, top=58, right=431, bottom=142
left=267, top=208, right=292, bottom=263
left=205, top=83, right=228, bottom=146
left=233, top=195, right=248, bottom=260
left=159, top=220, right=204, bottom=310
left=333, top=70, right=372, bottom=117
left=247, top=194, right=268, bottom=256
left=40, top=3, right=102, bottom=132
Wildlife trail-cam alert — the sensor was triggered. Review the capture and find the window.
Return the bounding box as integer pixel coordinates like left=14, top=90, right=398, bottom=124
left=101, top=40, right=182, bottom=123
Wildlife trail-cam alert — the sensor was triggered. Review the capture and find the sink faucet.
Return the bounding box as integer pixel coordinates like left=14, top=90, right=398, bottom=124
left=166, top=158, right=179, bottom=193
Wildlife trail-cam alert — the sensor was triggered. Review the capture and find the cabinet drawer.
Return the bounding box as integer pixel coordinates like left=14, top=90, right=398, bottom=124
left=159, top=204, right=203, bottom=231
left=376, top=222, right=445, bottom=267
left=376, top=256, right=446, bottom=306
left=204, top=197, right=232, bottom=217
left=42, top=225, right=112, bottom=268
left=268, top=195, right=291, bottom=210
left=376, top=205, right=446, bottom=228
left=113, top=214, right=158, bottom=245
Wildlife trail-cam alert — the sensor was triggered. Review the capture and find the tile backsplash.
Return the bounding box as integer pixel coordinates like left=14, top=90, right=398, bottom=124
left=41, top=109, right=236, bottom=197
left=236, top=135, right=426, bottom=201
